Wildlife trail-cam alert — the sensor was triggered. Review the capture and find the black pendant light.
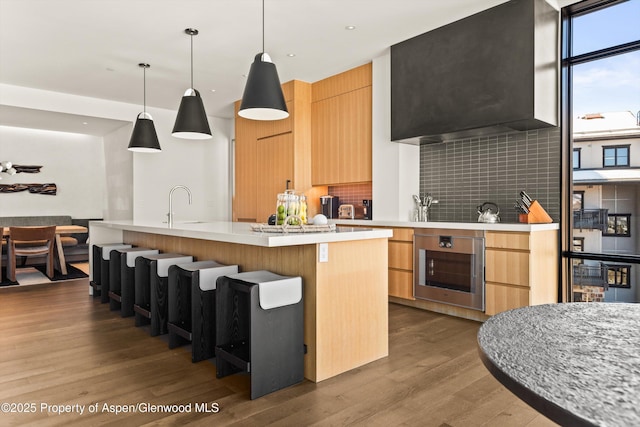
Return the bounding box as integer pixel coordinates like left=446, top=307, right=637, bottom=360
left=128, top=63, right=161, bottom=152
left=172, top=28, right=212, bottom=139
left=238, top=0, right=288, bottom=121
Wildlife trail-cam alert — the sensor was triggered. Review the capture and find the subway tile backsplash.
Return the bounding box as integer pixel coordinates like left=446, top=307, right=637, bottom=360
left=419, top=128, right=560, bottom=223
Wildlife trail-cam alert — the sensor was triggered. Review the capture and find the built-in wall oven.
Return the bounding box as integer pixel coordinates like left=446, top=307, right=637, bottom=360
left=414, top=229, right=485, bottom=311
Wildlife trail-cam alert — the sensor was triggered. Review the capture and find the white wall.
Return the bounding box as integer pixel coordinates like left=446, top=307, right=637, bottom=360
left=103, top=124, right=133, bottom=220
left=132, top=113, right=232, bottom=222
left=372, top=50, right=420, bottom=221
left=0, top=84, right=233, bottom=222
left=0, top=125, right=105, bottom=218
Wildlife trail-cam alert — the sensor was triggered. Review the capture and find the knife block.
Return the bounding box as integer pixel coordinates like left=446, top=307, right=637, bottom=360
left=519, top=200, right=553, bottom=224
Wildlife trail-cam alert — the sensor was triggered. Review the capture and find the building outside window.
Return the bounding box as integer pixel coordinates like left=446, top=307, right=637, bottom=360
left=604, top=213, right=631, bottom=236
left=563, top=0, right=640, bottom=303
left=573, top=148, right=581, bottom=169
left=603, top=145, right=629, bottom=167
left=606, top=264, right=631, bottom=288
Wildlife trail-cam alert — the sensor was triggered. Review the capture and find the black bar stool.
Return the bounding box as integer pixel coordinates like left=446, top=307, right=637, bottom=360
left=167, top=260, right=239, bottom=362
left=90, top=243, right=132, bottom=300
left=215, top=270, right=304, bottom=399
left=109, top=247, right=159, bottom=316
left=133, top=253, right=193, bottom=336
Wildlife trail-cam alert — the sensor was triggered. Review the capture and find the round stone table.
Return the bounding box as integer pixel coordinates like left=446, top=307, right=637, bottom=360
left=478, top=303, right=640, bottom=427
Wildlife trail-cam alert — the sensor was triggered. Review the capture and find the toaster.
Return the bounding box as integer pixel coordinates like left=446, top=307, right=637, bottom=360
left=338, top=204, right=355, bottom=219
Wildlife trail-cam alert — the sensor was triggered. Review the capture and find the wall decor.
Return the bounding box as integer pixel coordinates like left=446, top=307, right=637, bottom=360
left=13, top=165, right=43, bottom=173
left=0, top=163, right=42, bottom=178
left=0, top=183, right=57, bottom=195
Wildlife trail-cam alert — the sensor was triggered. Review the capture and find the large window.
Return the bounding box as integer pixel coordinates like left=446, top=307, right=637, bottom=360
left=563, top=0, right=640, bottom=303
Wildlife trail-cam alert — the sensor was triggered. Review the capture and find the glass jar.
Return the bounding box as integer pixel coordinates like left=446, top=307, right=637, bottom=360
left=299, top=195, right=307, bottom=224
left=276, top=193, right=288, bottom=225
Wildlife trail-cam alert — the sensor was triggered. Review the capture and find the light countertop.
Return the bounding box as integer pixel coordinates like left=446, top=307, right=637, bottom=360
left=90, top=220, right=392, bottom=248
left=330, top=219, right=559, bottom=232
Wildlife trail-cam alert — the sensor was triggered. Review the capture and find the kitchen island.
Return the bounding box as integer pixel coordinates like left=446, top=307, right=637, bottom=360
left=89, top=220, right=392, bottom=383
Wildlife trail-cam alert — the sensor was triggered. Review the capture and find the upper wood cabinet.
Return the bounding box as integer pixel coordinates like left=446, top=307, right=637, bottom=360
left=311, top=63, right=372, bottom=186
left=233, top=102, right=258, bottom=222
left=255, top=132, right=295, bottom=222
left=233, top=80, right=312, bottom=222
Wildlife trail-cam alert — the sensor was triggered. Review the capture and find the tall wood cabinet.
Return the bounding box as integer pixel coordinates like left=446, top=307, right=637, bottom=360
left=311, top=63, right=372, bottom=185
left=233, top=80, right=312, bottom=222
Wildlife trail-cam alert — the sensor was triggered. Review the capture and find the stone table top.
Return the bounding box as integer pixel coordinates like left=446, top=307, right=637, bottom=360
left=478, top=303, right=640, bottom=427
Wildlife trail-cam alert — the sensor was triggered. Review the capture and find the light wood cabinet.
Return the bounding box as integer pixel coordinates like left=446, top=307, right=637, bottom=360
left=484, top=230, right=558, bottom=316
left=256, top=101, right=293, bottom=139
left=233, top=104, right=258, bottom=222
left=311, top=96, right=340, bottom=185
left=255, top=132, right=294, bottom=222
left=311, top=64, right=372, bottom=186
left=388, top=227, right=414, bottom=300
left=233, top=80, right=312, bottom=222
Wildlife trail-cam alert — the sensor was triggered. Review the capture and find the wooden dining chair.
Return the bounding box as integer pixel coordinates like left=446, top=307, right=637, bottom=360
left=6, top=226, right=57, bottom=282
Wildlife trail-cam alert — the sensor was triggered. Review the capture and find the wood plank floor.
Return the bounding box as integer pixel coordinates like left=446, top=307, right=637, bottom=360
left=0, top=279, right=558, bottom=426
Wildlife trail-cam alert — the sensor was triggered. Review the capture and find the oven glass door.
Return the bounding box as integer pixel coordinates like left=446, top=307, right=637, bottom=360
left=422, top=250, right=474, bottom=293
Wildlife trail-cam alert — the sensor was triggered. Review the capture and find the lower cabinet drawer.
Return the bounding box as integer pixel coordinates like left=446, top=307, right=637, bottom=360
left=391, top=227, right=414, bottom=242
left=389, top=241, right=413, bottom=270
left=485, top=282, right=530, bottom=316
left=389, top=269, right=414, bottom=300
left=485, top=249, right=530, bottom=286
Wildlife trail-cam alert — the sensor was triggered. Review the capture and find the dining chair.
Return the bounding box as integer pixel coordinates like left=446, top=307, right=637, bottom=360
left=6, top=226, right=57, bottom=282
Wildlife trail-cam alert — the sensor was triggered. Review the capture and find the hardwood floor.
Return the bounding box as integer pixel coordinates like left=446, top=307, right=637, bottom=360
left=0, top=280, right=558, bottom=426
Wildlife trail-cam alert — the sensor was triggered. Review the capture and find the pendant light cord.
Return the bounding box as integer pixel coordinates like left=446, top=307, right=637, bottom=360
left=262, top=0, right=265, bottom=54
left=190, top=32, right=194, bottom=89
left=143, top=65, right=146, bottom=114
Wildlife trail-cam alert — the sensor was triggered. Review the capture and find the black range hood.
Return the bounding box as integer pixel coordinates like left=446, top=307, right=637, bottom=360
left=391, top=0, right=559, bottom=144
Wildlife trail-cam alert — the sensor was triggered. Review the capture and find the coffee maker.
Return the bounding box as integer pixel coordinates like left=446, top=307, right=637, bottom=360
left=363, top=199, right=373, bottom=220
left=320, top=195, right=339, bottom=219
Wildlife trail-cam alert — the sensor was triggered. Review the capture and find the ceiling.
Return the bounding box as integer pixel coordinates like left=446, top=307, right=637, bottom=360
left=0, top=0, right=577, bottom=136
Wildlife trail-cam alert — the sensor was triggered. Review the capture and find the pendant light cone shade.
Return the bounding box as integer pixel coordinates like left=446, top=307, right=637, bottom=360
left=129, top=113, right=161, bottom=152
left=172, top=28, right=212, bottom=139
left=128, top=63, right=161, bottom=152
left=238, top=53, right=289, bottom=120
left=172, top=88, right=212, bottom=139
left=238, top=0, right=288, bottom=121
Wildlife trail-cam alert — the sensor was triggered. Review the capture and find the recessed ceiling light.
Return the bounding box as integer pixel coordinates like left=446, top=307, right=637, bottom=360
left=345, top=25, right=356, bottom=30
left=82, top=122, right=88, bottom=125
left=287, top=53, right=296, bottom=57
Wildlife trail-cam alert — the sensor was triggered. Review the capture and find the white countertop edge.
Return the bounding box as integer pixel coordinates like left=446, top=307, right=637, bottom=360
left=89, top=220, right=392, bottom=247
left=330, top=219, right=559, bottom=232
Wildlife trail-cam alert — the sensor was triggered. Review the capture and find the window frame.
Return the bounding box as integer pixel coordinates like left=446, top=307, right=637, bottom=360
left=561, top=0, right=640, bottom=302
left=602, top=144, right=630, bottom=168
left=606, top=264, right=631, bottom=288
left=572, top=191, right=585, bottom=210
left=573, top=148, right=581, bottom=169
left=603, top=213, right=631, bottom=237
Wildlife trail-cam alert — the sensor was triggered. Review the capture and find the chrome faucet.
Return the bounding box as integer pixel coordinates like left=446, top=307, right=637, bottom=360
left=168, top=185, right=192, bottom=228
